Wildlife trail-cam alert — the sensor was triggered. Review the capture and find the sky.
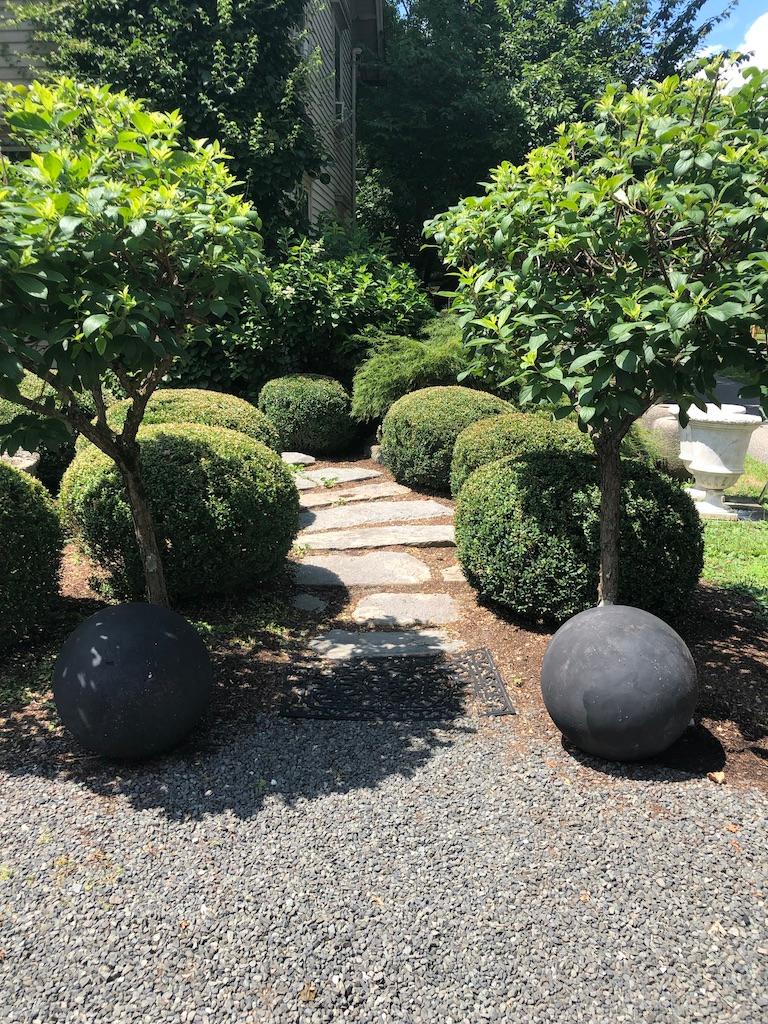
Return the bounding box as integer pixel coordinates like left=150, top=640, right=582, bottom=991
left=700, top=0, right=768, bottom=65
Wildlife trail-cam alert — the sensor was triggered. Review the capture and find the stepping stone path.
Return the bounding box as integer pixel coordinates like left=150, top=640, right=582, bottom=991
left=301, top=524, right=455, bottom=551
left=299, top=498, right=452, bottom=533
left=282, top=451, right=316, bottom=466
left=310, top=629, right=464, bottom=660
left=353, top=592, right=459, bottom=626
left=301, top=481, right=409, bottom=509
left=290, top=458, right=467, bottom=672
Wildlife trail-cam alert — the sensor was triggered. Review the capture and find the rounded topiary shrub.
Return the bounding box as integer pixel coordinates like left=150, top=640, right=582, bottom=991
left=450, top=412, right=594, bottom=495
left=380, top=386, right=514, bottom=493
left=60, top=423, right=299, bottom=603
left=455, top=453, right=703, bottom=624
left=258, top=374, right=356, bottom=455
left=91, top=388, right=280, bottom=451
left=0, top=462, right=63, bottom=650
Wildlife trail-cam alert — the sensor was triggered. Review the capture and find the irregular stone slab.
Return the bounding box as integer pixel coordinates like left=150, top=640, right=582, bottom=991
left=353, top=593, right=460, bottom=626
left=301, top=481, right=410, bottom=509
left=300, top=498, right=453, bottom=533
left=293, top=593, right=328, bottom=613
left=442, top=564, right=467, bottom=583
left=292, top=552, right=431, bottom=588
left=302, top=524, right=455, bottom=551
left=1, top=449, right=40, bottom=476
left=282, top=452, right=316, bottom=466
left=297, top=466, right=382, bottom=488
left=309, top=629, right=464, bottom=660
left=294, top=477, right=315, bottom=491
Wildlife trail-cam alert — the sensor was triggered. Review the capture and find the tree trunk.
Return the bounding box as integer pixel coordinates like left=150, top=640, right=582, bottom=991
left=115, top=446, right=170, bottom=607
left=595, top=434, right=623, bottom=606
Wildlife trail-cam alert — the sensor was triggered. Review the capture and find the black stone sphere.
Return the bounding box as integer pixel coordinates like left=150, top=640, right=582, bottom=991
left=53, top=603, right=213, bottom=760
left=541, top=605, right=697, bottom=762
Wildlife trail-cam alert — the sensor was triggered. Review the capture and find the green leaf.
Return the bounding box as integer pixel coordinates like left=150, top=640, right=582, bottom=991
left=82, top=314, right=110, bottom=338
left=14, top=276, right=48, bottom=300
left=129, top=218, right=148, bottom=237
left=131, top=111, right=155, bottom=135
left=615, top=350, right=638, bottom=373
left=667, top=302, right=697, bottom=330
left=58, top=216, right=84, bottom=236
left=704, top=302, right=744, bottom=323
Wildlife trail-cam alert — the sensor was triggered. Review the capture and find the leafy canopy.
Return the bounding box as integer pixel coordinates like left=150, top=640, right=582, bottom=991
left=0, top=77, right=264, bottom=455
left=8, top=0, right=321, bottom=235
left=358, top=0, right=731, bottom=261
left=427, top=65, right=768, bottom=438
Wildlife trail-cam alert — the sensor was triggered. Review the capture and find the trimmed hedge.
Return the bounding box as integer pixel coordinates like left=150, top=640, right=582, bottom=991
left=0, top=462, right=63, bottom=650
left=0, top=374, right=97, bottom=492
left=450, top=412, right=594, bottom=495
left=455, top=452, right=703, bottom=624
left=60, top=423, right=299, bottom=602
left=380, top=386, right=514, bottom=492
left=258, top=374, right=356, bottom=455
left=100, top=388, right=280, bottom=451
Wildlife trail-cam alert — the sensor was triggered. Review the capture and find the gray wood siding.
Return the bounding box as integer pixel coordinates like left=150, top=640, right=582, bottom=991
left=304, top=0, right=355, bottom=221
left=0, top=0, right=33, bottom=84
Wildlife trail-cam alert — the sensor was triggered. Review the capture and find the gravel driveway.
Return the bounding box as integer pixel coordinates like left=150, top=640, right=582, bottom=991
left=1, top=715, right=765, bottom=1024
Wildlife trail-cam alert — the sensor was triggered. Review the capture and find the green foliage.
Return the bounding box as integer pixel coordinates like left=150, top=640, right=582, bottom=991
left=380, top=386, right=513, bottom=493
left=60, top=423, right=298, bottom=602
left=0, top=78, right=263, bottom=452
left=176, top=233, right=434, bottom=396
left=0, top=373, right=99, bottom=491
left=99, top=388, right=280, bottom=451
left=10, top=0, right=321, bottom=236
left=428, top=67, right=768, bottom=433
left=0, top=461, right=63, bottom=650
left=455, top=453, right=703, bottom=623
left=352, top=335, right=470, bottom=424
left=359, top=0, right=728, bottom=260
left=258, top=374, right=356, bottom=456
left=450, top=412, right=594, bottom=496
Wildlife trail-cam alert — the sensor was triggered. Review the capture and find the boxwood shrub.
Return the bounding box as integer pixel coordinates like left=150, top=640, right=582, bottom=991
left=99, top=388, right=280, bottom=451
left=258, top=374, right=356, bottom=455
left=380, top=386, right=514, bottom=492
left=455, top=452, right=703, bottom=624
left=0, top=462, right=63, bottom=650
left=60, top=423, right=299, bottom=602
left=0, top=374, right=98, bottom=492
left=450, top=412, right=594, bottom=495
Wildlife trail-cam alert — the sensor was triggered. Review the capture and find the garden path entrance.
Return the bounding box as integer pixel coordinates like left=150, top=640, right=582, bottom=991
left=284, top=452, right=516, bottom=721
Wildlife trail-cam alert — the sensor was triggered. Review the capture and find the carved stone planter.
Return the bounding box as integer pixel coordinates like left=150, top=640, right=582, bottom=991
left=685, top=405, right=764, bottom=520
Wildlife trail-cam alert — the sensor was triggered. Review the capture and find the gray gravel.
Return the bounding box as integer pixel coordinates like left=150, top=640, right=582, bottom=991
left=1, top=717, right=766, bottom=1024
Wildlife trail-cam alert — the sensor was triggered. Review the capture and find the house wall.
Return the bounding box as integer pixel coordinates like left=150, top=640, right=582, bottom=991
left=0, top=0, right=33, bottom=151
left=303, top=0, right=355, bottom=222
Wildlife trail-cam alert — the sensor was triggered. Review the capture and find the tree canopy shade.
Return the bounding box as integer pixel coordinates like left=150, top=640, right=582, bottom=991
left=0, top=78, right=264, bottom=605
left=357, top=0, right=733, bottom=262
left=7, top=0, right=321, bottom=236
left=426, top=64, right=768, bottom=604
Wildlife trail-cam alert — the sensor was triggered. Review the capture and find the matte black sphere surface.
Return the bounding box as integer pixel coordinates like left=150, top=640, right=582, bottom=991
left=54, top=603, right=212, bottom=759
left=541, top=605, right=697, bottom=762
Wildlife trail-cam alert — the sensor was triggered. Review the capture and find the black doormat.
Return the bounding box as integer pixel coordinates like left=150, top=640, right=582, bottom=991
left=280, top=648, right=515, bottom=722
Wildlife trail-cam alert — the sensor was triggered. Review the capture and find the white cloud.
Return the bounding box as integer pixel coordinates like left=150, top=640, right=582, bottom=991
left=740, top=12, right=768, bottom=68
left=698, top=12, right=768, bottom=89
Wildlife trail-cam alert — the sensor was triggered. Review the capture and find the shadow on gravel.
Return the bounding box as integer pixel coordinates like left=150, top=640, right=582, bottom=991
left=0, top=588, right=474, bottom=822
left=563, top=723, right=727, bottom=784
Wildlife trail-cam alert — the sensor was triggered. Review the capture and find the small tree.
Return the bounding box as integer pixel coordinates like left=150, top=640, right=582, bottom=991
left=0, top=78, right=263, bottom=606
left=427, top=64, right=768, bottom=606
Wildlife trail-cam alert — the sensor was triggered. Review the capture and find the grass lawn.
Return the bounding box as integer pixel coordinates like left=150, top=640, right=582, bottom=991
left=726, top=454, right=768, bottom=499
left=703, top=520, right=768, bottom=617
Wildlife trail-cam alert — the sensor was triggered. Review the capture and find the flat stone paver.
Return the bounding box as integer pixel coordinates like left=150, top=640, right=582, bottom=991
left=302, top=524, right=455, bottom=551
left=298, top=466, right=382, bottom=488
left=353, top=592, right=460, bottom=626
left=300, top=482, right=411, bottom=509
left=292, top=551, right=431, bottom=588
left=300, top=498, right=452, bottom=533
left=442, top=564, right=467, bottom=582
left=282, top=451, right=316, bottom=466
left=309, top=629, right=464, bottom=660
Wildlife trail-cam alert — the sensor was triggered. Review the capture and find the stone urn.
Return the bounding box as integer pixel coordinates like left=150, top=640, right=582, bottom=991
left=639, top=403, right=689, bottom=477
left=685, top=405, right=764, bottom=520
